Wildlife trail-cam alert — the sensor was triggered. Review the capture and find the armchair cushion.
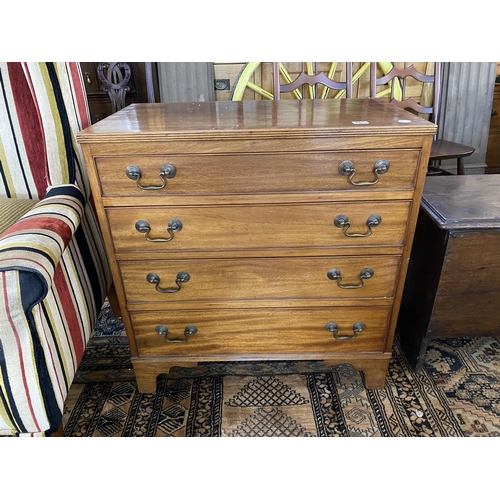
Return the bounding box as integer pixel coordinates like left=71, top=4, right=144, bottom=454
left=0, top=199, right=38, bottom=234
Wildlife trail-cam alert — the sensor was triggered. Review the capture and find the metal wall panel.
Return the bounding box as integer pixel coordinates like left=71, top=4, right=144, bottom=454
left=438, top=62, right=496, bottom=173
left=157, top=62, right=214, bottom=103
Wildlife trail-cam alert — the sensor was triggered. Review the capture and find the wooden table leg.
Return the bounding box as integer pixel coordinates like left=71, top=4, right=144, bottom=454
left=457, top=157, right=466, bottom=175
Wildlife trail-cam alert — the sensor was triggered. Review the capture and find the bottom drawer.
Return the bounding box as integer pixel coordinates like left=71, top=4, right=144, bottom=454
left=131, top=306, right=391, bottom=356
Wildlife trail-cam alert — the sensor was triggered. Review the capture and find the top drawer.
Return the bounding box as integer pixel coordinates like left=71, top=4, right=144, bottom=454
left=95, top=150, right=420, bottom=197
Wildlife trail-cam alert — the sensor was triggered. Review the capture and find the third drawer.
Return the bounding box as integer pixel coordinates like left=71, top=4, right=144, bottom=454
left=119, top=255, right=401, bottom=305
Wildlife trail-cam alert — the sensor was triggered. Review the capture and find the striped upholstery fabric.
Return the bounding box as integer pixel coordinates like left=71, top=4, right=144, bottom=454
left=0, top=63, right=111, bottom=436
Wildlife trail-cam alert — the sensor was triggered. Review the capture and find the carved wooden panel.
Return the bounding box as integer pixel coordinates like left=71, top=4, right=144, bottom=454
left=80, top=62, right=159, bottom=123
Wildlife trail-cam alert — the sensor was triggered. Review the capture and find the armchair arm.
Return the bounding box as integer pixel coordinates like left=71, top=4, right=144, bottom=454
left=0, top=184, right=85, bottom=307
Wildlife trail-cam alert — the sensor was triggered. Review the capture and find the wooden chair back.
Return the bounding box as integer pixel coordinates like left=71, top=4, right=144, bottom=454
left=272, top=62, right=353, bottom=100
left=368, top=62, right=474, bottom=175
left=96, top=62, right=132, bottom=113
left=369, top=62, right=442, bottom=124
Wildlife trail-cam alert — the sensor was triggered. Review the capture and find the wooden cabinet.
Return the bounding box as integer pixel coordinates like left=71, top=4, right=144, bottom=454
left=485, top=80, right=500, bottom=173
left=398, top=175, right=500, bottom=370
left=77, top=99, right=436, bottom=392
left=485, top=62, right=500, bottom=173
left=80, top=62, right=158, bottom=123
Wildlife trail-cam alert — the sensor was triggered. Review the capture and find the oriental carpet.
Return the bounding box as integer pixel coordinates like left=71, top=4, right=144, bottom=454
left=62, top=301, right=500, bottom=437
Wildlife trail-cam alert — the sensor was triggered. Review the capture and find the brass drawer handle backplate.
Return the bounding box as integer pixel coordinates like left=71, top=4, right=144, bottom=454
left=156, top=324, right=198, bottom=343
left=135, top=219, right=183, bottom=243
left=327, top=267, right=374, bottom=289
left=146, top=271, right=190, bottom=293
left=334, top=214, right=381, bottom=237
left=125, top=163, right=177, bottom=190
left=338, top=159, right=390, bottom=186
left=325, top=321, right=366, bottom=340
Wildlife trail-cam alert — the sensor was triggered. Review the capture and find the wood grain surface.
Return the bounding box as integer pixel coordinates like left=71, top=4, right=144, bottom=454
left=77, top=99, right=436, bottom=142
left=105, top=201, right=411, bottom=253
left=95, top=149, right=420, bottom=197
left=131, top=306, right=391, bottom=356
left=119, top=255, right=401, bottom=306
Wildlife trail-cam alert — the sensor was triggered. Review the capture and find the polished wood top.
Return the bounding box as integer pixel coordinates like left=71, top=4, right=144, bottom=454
left=421, top=175, right=500, bottom=229
left=430, top=139, right=475, bottom=160
left=77, top=99, right=437, bottom=142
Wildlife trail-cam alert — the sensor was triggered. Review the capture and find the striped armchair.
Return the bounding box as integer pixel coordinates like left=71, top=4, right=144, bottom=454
left=0, top=63, right=112, bottom=436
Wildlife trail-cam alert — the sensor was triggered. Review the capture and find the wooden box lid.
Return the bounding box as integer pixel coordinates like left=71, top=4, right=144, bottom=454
left=421, top=175, right=500, bottom=230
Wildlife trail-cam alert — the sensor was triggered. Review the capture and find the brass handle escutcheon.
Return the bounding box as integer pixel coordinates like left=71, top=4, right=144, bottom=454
left=125, top=163, right=177, bottom=190
left=147, top=271, right=190, bottom=293
left=325, top=321, right=366, bottom=340
left=135, top=219, right=183, bottom=242
left=334, top=214, right=381, bottom=237
left=338, top=159, right=390, bottom=186
left=156, top=324, right=197, bottom=343
left=327, top=268, right=374, bottom=289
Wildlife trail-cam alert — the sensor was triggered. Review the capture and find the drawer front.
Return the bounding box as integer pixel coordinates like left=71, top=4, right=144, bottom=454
left=132, top=306, right=391, bottom=356
left=119, top=256, right=401, bottom=304
left=96, top=150, right=419, bottom=197
left=107, top=201, right=411, bottom=253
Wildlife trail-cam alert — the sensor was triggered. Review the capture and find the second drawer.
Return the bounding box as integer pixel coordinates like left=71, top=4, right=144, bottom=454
left=107, top=201, right=411, bottom=254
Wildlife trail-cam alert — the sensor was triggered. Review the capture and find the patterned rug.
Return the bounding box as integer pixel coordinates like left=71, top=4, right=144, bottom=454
left=62, top=301, right=500, bottom=437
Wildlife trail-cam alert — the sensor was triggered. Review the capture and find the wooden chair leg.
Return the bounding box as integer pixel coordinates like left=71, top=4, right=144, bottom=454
left=107, top=281, right=122, bottom=318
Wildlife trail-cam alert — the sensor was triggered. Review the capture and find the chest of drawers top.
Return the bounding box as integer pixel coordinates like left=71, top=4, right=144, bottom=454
left=77, top=99, right=436, bottom=147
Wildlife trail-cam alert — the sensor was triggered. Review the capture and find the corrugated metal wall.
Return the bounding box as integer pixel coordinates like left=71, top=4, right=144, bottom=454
left=157, top=62, right=215, bottom=102
left=438, top=62, right=496, bottom=173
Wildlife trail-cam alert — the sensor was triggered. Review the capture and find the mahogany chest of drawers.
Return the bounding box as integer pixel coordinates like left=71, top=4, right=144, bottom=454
left=398, top=175, right=500, bottom=371
left=77, top=99, right=436, bottom=392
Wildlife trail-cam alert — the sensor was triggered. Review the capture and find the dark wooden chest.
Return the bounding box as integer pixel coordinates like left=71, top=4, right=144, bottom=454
left=398, top=174, right=500, bottom=371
